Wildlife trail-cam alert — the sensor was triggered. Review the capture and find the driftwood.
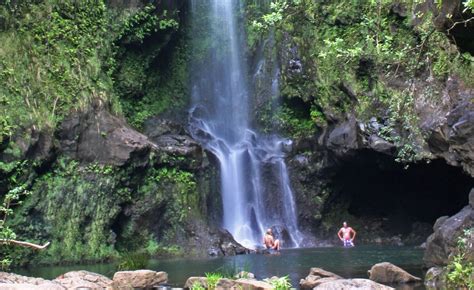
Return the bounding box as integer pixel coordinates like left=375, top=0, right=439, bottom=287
left=0, top=239, right=50, bottom=250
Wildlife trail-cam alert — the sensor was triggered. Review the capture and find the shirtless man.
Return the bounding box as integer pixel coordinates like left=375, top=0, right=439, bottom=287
left=337, top=222, right=356, bottom=247
left=263, top=228, right=280, bottom=252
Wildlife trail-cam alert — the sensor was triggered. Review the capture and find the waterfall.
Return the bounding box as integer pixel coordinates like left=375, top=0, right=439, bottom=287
left=188, top=0, right=303, bottom=249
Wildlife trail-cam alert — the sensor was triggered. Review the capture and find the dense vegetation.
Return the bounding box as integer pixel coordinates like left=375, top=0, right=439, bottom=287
left=247, top=0, right=474, bottom=163
left=0, top=0, right=193, bottom=268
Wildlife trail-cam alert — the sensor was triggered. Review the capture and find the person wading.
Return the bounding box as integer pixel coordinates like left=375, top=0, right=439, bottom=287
left=263, top=228, right=281, bottom=253
left=337, top=221, right=356, bottom=247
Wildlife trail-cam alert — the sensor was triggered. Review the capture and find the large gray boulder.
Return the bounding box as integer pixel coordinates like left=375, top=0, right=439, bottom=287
left=424, top=205, right=474, bottom=267
left=112, top=270, right=167, bottom=289
left=368, top=262, right=421, bottom=283
left=53, top=270, right=114, bottom=289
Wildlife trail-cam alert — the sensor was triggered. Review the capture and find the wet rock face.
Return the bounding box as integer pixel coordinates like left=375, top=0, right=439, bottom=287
left=423, top=201, right=474, bottom=267
left=59, top=107, right=155, bottom=166
left=59, top=110, right=205, bottom=169
left=423, top=78, right=474, bottom=176
left=208, top=229, right=251, bottom=256
left=144, top=117, right=203, bottom=169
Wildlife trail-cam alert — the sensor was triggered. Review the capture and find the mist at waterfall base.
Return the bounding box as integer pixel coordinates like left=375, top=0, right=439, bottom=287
left=188, top=0, right=304, bottom=249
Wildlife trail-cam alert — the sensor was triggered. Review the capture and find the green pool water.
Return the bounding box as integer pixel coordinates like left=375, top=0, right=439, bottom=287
left=15, top=246, right=426, bottom=289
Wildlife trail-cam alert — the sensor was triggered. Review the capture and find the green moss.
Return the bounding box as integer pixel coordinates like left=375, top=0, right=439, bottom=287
left=0, top=0, right=120, bottom=136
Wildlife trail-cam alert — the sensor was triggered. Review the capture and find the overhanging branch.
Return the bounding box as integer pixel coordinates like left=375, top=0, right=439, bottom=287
left=0, top=239, right=50, bottom=250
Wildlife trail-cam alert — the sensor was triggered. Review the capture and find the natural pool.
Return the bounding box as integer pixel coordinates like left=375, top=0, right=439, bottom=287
left=16, top=246, right=426, bottom=289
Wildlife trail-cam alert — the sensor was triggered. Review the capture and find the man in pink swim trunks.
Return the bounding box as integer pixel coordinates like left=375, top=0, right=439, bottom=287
left=337, top=221, right=356, bottom=247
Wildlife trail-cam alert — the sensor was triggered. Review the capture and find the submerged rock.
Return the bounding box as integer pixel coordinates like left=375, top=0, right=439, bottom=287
left=368, top=262, right=421, bottom=283
left=53, top=270, right=114, bottom=289
left=424, top=266, right=446, bottom=289
left=112, top=270, right=167, bottom=289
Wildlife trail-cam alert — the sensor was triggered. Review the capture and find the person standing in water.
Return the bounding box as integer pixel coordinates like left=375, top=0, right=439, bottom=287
left=263, top=228, right=281, bottom=252
left=337, top=221, right=356, bottom=247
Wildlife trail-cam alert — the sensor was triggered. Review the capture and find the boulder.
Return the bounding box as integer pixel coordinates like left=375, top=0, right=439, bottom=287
left=308, top=268, right=342, bottom=279
left=299, top=268, right=342, bottom=289
left=214, top=229, right=251, bottom=256
left=0, top=273, right=64, bottom=290
left=368, top=262, right=421, bottom=283
left=184, top=277, right=208, bottom=289
left=234, top=278, right=273, bottom=290
left=216, top=278, right=236, bottom=289
left=112, top=270, right=167, bottom=289
left=313, top=278, right=394, bottom=289
left=424, top=205, right=474, bottom=267
left=53, top=270, right=114, bottom=289
left=300, top=275, right=339, bottom=289
left=0, top=283, right=64, bottom=290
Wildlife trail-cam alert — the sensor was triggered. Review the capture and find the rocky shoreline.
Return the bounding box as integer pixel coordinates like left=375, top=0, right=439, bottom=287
left=0, top=262, right=422, bottom=290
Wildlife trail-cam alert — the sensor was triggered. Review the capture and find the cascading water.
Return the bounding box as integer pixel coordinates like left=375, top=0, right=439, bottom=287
left=188, top=0, right=303, bottom=248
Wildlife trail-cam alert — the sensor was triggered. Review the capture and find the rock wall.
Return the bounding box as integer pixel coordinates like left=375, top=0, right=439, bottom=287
left=246, top=0, right=474, bottom=244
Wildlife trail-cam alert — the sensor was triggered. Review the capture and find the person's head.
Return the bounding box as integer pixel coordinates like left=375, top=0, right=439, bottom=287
left=343, top=221, right=348, bottom=228
left=266, top=228, right=272, bottom=235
